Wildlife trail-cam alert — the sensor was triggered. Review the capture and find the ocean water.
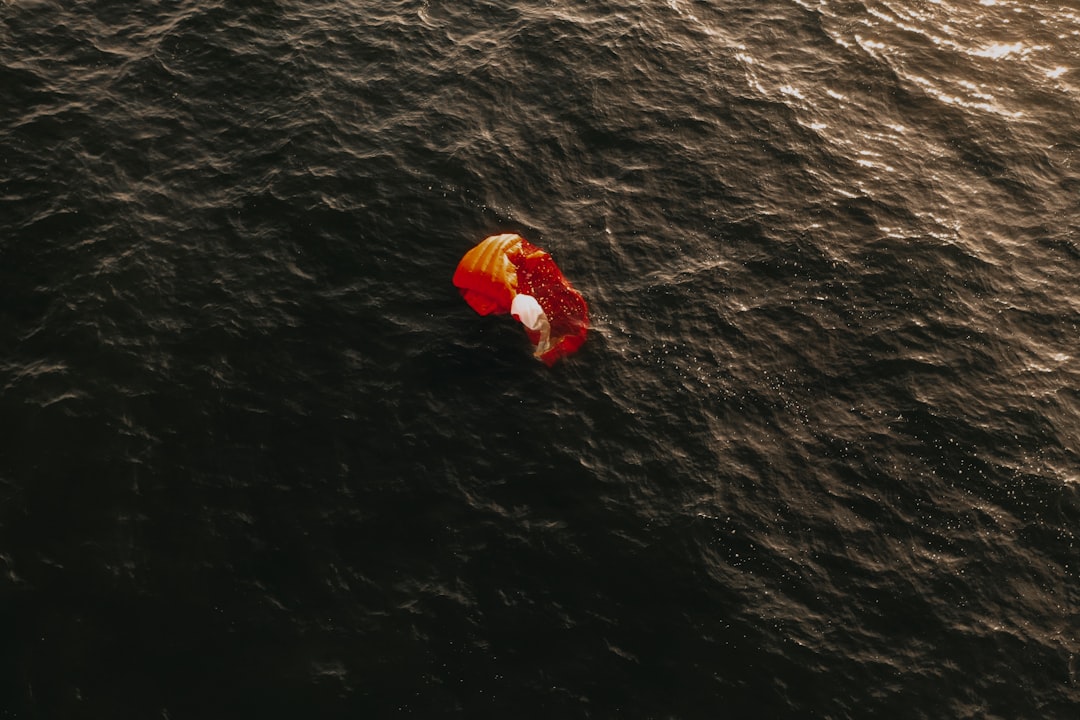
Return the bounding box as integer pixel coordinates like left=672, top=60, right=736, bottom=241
left=2, top=0, right=1078, bottom=716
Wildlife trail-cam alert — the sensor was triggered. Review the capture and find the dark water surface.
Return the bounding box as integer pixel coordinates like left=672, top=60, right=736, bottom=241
left=2, top=0, right=1078, bottom=717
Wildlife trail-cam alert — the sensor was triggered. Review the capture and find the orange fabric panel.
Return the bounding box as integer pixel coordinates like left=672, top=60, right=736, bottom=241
left=451, top=234, right=521, bottom=315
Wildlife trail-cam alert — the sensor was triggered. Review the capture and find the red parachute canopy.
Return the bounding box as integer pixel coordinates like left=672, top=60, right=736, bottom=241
left=453, top=234, right=589, bottom=366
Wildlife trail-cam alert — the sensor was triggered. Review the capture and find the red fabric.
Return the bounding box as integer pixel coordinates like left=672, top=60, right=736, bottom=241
left=511, top=239, right=589, bottom=366
left=453, top=235, right=589, bottom=365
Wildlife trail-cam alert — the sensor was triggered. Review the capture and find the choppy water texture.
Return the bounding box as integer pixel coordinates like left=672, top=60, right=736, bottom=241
left=2, top=1, right=1079, bottom=717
